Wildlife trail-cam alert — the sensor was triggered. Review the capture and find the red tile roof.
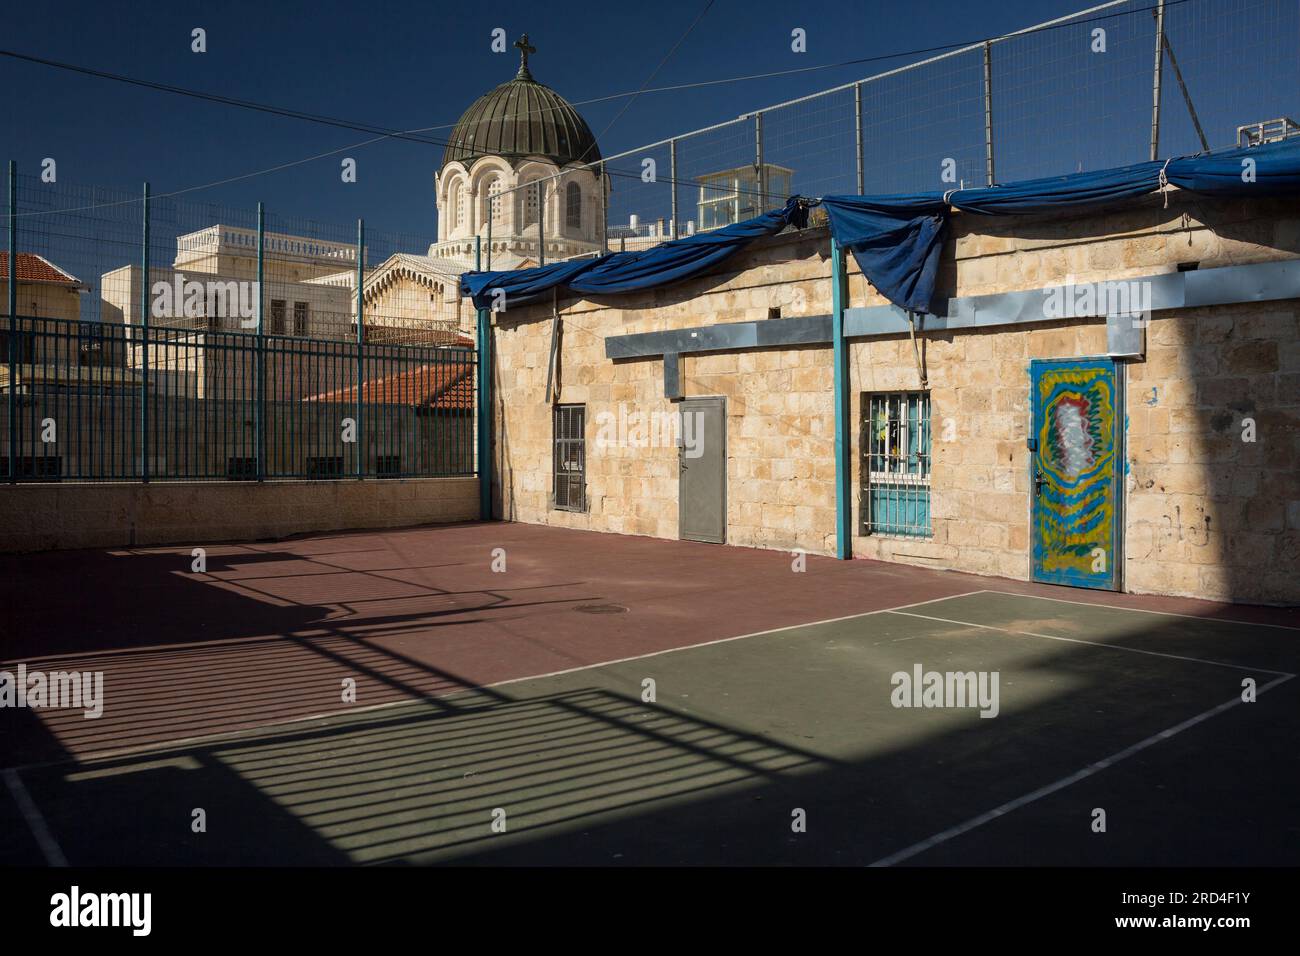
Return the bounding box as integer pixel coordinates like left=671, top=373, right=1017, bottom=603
left=304, top=362, right=474, bottom=411
left=0, top=253, right=85, bottom=287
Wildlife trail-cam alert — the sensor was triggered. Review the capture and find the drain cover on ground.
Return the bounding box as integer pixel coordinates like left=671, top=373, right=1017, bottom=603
left=574, top=603, right=629, bottom=614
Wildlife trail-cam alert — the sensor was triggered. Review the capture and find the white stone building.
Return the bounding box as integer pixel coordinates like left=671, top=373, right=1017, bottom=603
left=430, top=36, right=608, bottom=270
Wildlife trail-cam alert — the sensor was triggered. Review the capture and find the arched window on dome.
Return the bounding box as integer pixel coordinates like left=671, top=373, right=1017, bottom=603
left=489, top=180, right=504, bottom=227
left=565, top=182, right=581, bottom=232
left=481, top=176, right=504, bottom=229
left=522, top=179, right=540, bottom=229
left=448, top=181, right=462, bottom=231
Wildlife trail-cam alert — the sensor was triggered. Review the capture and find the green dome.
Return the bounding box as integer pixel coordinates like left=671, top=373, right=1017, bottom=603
left=442, top=36, right=601, bottom=170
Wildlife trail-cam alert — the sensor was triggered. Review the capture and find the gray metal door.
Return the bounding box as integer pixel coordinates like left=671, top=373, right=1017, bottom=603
left=678, top=397, right=725, bottom=544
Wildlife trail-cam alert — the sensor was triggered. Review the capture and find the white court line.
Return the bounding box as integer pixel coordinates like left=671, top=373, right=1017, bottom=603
left=887, top=609, right=1295, bottom=677
left=3, top=768, right=68, bottom=867
left=975, top=588, right=1300, bottom=632
left=869, top=673, right=1295, bottom=867
left=5, top=589, right=991, bottom=771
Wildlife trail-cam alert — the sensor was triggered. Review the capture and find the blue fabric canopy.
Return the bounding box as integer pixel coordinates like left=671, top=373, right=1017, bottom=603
left=819, top=195, right=948, bottom=313
left=461, top=197, right=809, bottom=311
left=821, top=136, right=1300, bottom=313
left=462, top=137, right=1300, bottom=318
left=1165, top=136, right=1300, bottom=194
left=947, top=160, right=1165, bottom=215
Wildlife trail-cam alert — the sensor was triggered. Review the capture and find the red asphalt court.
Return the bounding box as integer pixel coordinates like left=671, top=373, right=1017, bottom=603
left=2, top=521, right=1296, bottom=767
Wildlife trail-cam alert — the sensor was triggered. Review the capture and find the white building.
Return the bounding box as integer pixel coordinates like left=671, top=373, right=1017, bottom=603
left=430, top=35, right=608, bottom=269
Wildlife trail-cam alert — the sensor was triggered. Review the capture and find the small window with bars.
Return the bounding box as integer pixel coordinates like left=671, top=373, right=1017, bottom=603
left=1, top=456, right=61, bottom=482
left=293, top=301, right=309, bottom=336
left=270, top=299, right=287, bottom=335
left=861, top=391, right=932, bottom=538
left=306, top=456, right=345, bottom=479
left=553, top=404, right=586, bottom=512
left=226, top=457, right=258, bottom=481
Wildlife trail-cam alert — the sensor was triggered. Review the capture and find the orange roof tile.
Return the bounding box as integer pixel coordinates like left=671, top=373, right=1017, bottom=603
left=304, top=362, right=473, bottom=411
left=0, top=253, right=85, bottom=287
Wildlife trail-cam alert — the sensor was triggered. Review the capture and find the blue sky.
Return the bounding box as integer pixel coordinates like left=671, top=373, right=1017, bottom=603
left=3, top=0, right=1297, bottom=238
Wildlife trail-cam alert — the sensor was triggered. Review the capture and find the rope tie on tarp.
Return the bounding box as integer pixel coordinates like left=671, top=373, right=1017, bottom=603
left=1158, top=157, right=1173, bottom=208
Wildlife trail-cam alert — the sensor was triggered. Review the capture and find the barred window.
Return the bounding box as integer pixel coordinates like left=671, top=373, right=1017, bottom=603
left=293, top=301, right=309, bottom=336
left=0, top=456, right=61, bottom=482
left=226, top=457, right=258, bottom=481
left=553, top=404, right=586, bottom=512
left=306, top=456, right=345, bottom=479
left=862, top=391, right=932, bottom=538
left=269, top=299, right=286, bottom=335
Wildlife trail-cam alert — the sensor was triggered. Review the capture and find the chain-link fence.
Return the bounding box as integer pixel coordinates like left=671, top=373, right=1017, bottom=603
left=484, top=0, right=1299, bottom=257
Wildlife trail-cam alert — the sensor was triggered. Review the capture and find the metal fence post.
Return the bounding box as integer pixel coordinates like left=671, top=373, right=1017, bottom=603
left=475, top=236, right=491, bottom=520
left=598, top=161, right=607, bottom=255
left=1150, top=0, right=1166, bottom=161
left=831, top=236, right=851, bottom=560
left=854, top=83, right=865, bottom=194
left=754, top=112, right=765, bottom=207
left=595, top=162, right=605, bottom=256
left=669, top=138, right=678, bottom=239
left=355, top=217, right=364, bottom=479
left=140, top=182, right=150, bottom=483
left=6, top=161, right=16, bottom=483
left=983, top=41, right=995, bottom=186
left=256, top=202, right=265, bottom=481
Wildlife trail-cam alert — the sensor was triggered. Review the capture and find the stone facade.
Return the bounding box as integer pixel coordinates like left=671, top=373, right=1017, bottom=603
left=0, top=277, right=83, bottom=322
left=0, top=477, right=477, bottom=553
left=433, top=156, right=606, bottom=269
left=488, top=189, right=1300, bottom=605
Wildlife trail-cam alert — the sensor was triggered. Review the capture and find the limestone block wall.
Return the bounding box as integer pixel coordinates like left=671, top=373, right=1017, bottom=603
left=1, top=281, right=82, bottom=322
left=491, top=229, right=835, bottom=551
left=490, top=190, right=1300, bottom=605
left=1125, top=303, right=1299, bottom=604
left=0, top=477, right=477, bottom=553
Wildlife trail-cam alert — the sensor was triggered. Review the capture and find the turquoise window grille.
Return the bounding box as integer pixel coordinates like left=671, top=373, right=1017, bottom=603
left=862, top=391, right=932, bottom=537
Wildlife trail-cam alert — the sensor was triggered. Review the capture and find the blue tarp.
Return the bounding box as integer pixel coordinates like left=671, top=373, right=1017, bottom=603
left=1165, top=136, right=1300, bottom=194
left=461, top=137, right=1300, bottom=317
left=461, top=197, right=809, bottom=310
left=822, top=136, right=1300, bottom=312
left=819, top=195, right=948, bottom=314
left=948, top=160, right=1166, bottom=215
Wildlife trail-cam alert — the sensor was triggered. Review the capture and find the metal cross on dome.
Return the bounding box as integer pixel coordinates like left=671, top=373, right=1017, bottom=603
left=514, top=35, right=537, bottom=79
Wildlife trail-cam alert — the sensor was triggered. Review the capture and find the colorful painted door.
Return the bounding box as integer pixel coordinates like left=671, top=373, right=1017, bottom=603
left=1029, top=358, right=1120, bottom=590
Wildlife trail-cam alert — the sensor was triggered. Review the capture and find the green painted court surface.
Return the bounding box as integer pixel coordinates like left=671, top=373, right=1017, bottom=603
left=3, top=590, right=1296, bottom=866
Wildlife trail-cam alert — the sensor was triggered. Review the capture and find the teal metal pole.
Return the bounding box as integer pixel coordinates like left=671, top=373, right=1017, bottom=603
left=475, top=235, right=491, bottom=519
left=831, top=236, right=851, bottom=559
left=256, top=202, right=265, bottom=481
left=140, top=182, right=150, bottom=483
left=355, top=218, right=364, bottom=479
left=7, top=162, right=16, bottom=483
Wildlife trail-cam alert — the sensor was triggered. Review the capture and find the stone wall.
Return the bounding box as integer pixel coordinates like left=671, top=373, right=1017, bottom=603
left=489, top=189, right=1300, bottom=605
left=1125, top=303, right=1298, bottom=604
left=0, top=477, right=478, bottom=553
left=1, top=281, right=82, bottom=322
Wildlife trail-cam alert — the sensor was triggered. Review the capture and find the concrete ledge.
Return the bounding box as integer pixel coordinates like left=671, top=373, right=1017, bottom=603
left=0, top=477, right=479, bottom=552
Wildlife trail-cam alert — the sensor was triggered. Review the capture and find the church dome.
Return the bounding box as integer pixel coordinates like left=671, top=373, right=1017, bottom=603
left=442, top=36, right=601, bottom=170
